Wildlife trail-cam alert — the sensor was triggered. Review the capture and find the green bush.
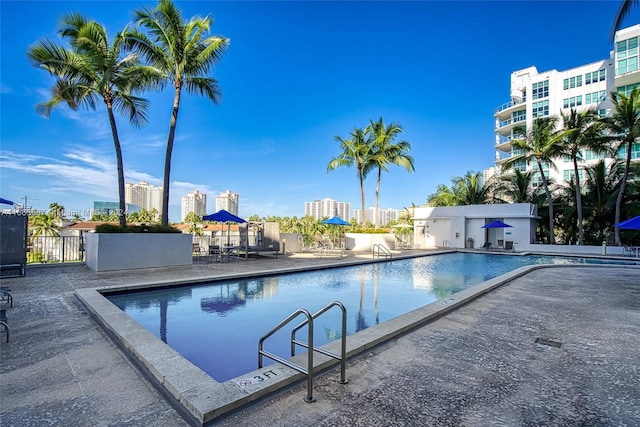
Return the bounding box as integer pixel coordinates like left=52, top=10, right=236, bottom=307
left=27, top=252, right=45, bottom=263
left=94, top=223, right=181, bottom=233
left=348, top=228, right=391, bottom=234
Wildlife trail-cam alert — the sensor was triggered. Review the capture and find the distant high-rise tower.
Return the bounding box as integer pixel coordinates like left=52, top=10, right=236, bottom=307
left=125, top=181, right=163, bottom=217
left=181, top=190, right=207, bottom=222
left=215, top=190, right=239, bottom=215
left=304, top=198, right=350, bottom=221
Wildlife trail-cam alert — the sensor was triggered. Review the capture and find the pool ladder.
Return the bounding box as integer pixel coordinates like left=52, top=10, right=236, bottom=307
left=258, top=301, right=349, bottom=403
left=372, top=243, right=392, bottom=260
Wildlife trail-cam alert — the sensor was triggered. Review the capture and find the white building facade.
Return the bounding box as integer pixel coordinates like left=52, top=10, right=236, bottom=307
left=493, top=25, right=640, bottom=187
left=181, top=190, right=207, bottom=222
left=215, top=190, right=239, bottom=215
left=304, top=198, right=350, bottom=221
left=413, top=203, right=539, bottom=250
left=125, top=181, right=163, bottom=216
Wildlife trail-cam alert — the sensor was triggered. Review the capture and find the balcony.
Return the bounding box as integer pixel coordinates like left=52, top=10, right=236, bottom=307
left=494, top=97, right=526, bottom=119
left=614, top=67, right=640, bottom=88
left=495, top=135, right=515, bottom=151
left=495, top=115, right=526, bottom=133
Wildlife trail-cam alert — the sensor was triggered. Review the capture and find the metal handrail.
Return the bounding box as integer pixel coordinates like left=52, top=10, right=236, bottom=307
left=291, top=301, right=348, bottom=385
left=259, top=308, right=316, bottom=402
left=442, top=240, right=457, bottom=250
left=372, top=243, right=392, bottom=260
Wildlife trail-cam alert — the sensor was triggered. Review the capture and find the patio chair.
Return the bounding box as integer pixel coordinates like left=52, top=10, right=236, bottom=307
left=497, top=239, right=504, bottom=250
left=479, top=242, right=492, bottom=250
left=504, top=241, right=514, bottom=252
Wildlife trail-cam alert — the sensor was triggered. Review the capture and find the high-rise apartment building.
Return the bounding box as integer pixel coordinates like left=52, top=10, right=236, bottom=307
left=304, top=198, right=350, bottom=221
left=352, top=207, right=399, bottom=226
left=215, top=190, right=239, bottom=215
left=181, top=190, right=207, bottom=222
left=125, top=181, right=163, bottom=217
left=493, top=25, right=640, bottom=188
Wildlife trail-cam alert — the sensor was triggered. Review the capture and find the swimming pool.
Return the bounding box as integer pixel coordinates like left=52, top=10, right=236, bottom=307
left=106, top=252, right=638, bottom=382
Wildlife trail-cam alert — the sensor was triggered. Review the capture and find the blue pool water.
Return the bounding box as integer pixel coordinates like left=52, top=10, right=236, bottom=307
left=106, top=253, right=637, bottom=381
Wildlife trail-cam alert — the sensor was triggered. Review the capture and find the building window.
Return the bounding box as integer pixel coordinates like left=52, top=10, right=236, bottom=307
left=585, top=69, right=606, bottom=84
left=532, top=80, right=549, bottom=99
left=511, top=157, right=526, bottom=172
left=598, top=108, right=607, bottom=118
left=563, top=76, right=583, bottom=90
left=617, top=36, right=639, bottom=75
left=533, top=100, right=549, bottom=117
left=585, top=91, right=606, bottom=104
left=512, top=110, right=526, bottom=123
left=584, top=149, right=605, bottom=161
left=563, top=169, right=584, bottom=182
left=616, top=142, right=640, bottom=160
left=561, top=96, right=582, bottom=109
left=617, top=82, right=640, bottom=96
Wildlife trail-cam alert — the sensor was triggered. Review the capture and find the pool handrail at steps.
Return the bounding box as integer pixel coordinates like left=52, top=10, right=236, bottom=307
left=443, top=240, right=457, bottom=250
left=258, top=301, right=349, bottom=403
left=372, top=243, right=392, bottom=260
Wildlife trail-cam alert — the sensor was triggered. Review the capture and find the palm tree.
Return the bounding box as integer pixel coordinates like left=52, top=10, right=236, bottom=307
left=28, top=13, right=157, bottom=228
left=427, top=183, right=459, bottom=206
left=328, top=128, right=373, bottom=225
left=30, top=213, right=60, bottom=237
left=366, top=117, right=415, bottom=227
left=581, top=160, right=622, bottom=244
left=494, top=169, right=538, bottom=204
left=128, top=0, right=230, bottom=227
left=427, top=171, right=489, bottom=206
left=48, top=202, right=65, bottom=221
left=558, top=108, right=605, bottom=245
left=503, top=117, right=564, bottom=244
left=610, top=0, right=638, bottom=42
left=600, top=88, right=640, bottom=245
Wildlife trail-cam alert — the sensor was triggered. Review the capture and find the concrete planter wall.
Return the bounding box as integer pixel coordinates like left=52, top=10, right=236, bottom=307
left=85, top=233, right=192, bottom=272
left=345, top=233, right=396, bottom=251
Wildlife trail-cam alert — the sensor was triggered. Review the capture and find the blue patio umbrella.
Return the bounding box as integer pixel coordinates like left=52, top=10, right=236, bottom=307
left=322, top=216, right=350, bottom=247
left=202, top=209, right=246, bottom=223
left=0, top=197, right=15, bottom=205
left=614, top=215, right=640, bottom=230
left=202, top=210, right=246, bottom=246
left=322, top=216, right=350, bottom=226
left=481, top=220, right=513, bottom=228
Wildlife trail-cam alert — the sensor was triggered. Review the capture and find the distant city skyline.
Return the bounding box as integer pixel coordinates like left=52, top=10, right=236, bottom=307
left=2, top=2, right=638, bottom=221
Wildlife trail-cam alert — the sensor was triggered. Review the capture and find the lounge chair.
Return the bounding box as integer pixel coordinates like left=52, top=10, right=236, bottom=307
left=480, top=242, right=492, bottom=250
left=504, top=241, right=514, bottom=252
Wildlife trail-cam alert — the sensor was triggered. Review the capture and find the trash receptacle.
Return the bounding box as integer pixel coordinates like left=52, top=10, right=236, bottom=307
left=466, top=238, right=474, bottom=249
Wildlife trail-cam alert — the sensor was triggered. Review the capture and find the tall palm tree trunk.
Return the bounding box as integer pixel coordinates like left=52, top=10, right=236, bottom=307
left=106, top=103, right=127, bottom=228
left=614, top=139, right=633, bottom=245
left=161, top=86, right=182, bottom=227
left=538, top=160, right=555, bottom=244
left=359, top=171, right=366, bottom=225
left=375, top=168, right=382, bottom=228
left=573, top=157, right=584, bottom=245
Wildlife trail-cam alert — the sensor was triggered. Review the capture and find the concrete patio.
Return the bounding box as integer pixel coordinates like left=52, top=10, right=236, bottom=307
left=0, top=251, right=639, bottom=426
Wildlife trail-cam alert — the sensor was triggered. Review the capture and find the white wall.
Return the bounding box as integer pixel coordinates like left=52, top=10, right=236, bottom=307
left=86, top=233, right=192, bottom=271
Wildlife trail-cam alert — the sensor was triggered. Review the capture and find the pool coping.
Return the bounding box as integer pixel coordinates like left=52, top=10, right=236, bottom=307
left=74, top=257, right=640, bottom=425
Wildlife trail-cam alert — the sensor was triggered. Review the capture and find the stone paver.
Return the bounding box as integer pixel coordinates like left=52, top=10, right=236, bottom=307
left=0, top=253, right=638, bottom=426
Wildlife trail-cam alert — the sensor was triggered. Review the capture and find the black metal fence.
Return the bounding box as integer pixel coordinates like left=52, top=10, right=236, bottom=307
left=27, top=236, right=84, bottom=264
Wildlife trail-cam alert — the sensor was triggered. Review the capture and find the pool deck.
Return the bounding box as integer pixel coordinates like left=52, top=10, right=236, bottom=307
left=1, top=250, right=639, bottom=426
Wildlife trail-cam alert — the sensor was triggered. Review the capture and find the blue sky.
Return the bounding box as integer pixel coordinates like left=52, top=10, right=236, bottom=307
left=1, top=1, right=638, bottom=221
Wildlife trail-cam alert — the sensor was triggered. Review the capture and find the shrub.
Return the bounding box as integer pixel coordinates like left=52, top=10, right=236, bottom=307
left=94, top=223, right=181, bottom=233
